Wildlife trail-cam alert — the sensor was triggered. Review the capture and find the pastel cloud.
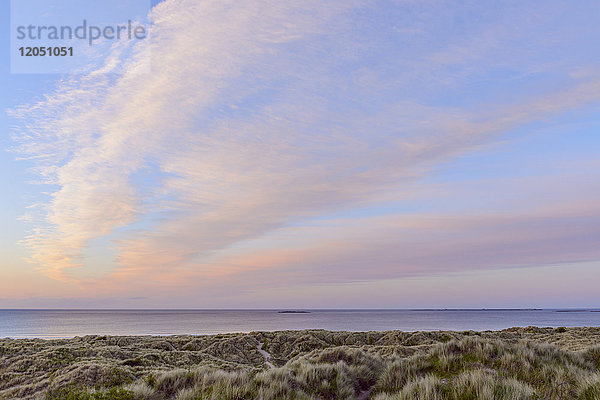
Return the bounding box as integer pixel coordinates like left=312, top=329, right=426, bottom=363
left=10, top=0, right=600, bottom=302
left=98, top=170, right=599, bottom=293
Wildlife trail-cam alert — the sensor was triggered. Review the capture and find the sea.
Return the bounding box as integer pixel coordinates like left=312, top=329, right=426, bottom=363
left=1, top=309, right=600, bottom=339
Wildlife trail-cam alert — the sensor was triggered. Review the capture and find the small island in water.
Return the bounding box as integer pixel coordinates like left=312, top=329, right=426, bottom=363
left=1, top=327, right=599, bottom=399
left=277, top=310, right=311, bottom=313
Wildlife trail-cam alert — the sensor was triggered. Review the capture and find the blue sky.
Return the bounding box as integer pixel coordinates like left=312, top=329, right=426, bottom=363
left=1, top=0, right=599, bottom=308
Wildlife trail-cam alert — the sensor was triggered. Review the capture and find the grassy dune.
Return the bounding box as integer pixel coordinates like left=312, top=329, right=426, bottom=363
left=0, top=327, right=599, bottom=399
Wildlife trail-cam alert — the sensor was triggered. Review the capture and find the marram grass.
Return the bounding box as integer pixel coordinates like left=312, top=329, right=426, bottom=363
left=0, top=327, right=598, bottom=399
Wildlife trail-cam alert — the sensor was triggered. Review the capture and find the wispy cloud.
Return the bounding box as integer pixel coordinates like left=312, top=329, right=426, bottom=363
left=10, top=0, right=600, bottom=301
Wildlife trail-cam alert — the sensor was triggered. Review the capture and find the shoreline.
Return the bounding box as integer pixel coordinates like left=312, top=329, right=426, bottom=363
left=4, top=324, right=600, bottom=341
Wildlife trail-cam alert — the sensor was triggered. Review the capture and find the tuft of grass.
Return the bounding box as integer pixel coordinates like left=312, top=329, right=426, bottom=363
left=44, top=386, right=134, bottom=400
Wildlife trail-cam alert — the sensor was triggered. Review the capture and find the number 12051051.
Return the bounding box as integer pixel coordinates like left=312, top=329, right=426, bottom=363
left=19, top=47, right=73, bottom=56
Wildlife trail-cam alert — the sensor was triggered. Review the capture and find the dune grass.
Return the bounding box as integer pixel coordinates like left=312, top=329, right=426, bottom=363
left=0, top=327, right=598, bottom=399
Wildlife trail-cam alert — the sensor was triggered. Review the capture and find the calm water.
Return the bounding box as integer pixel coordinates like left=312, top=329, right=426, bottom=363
left=1, top=309, right=600, bottom=339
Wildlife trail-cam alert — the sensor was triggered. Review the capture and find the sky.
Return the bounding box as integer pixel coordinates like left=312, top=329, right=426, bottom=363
left=0, top=0, right=599, bottom=309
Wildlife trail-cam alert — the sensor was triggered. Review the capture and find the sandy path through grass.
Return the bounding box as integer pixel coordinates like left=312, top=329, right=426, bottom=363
left=256, top=340, right=275, bottom=369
